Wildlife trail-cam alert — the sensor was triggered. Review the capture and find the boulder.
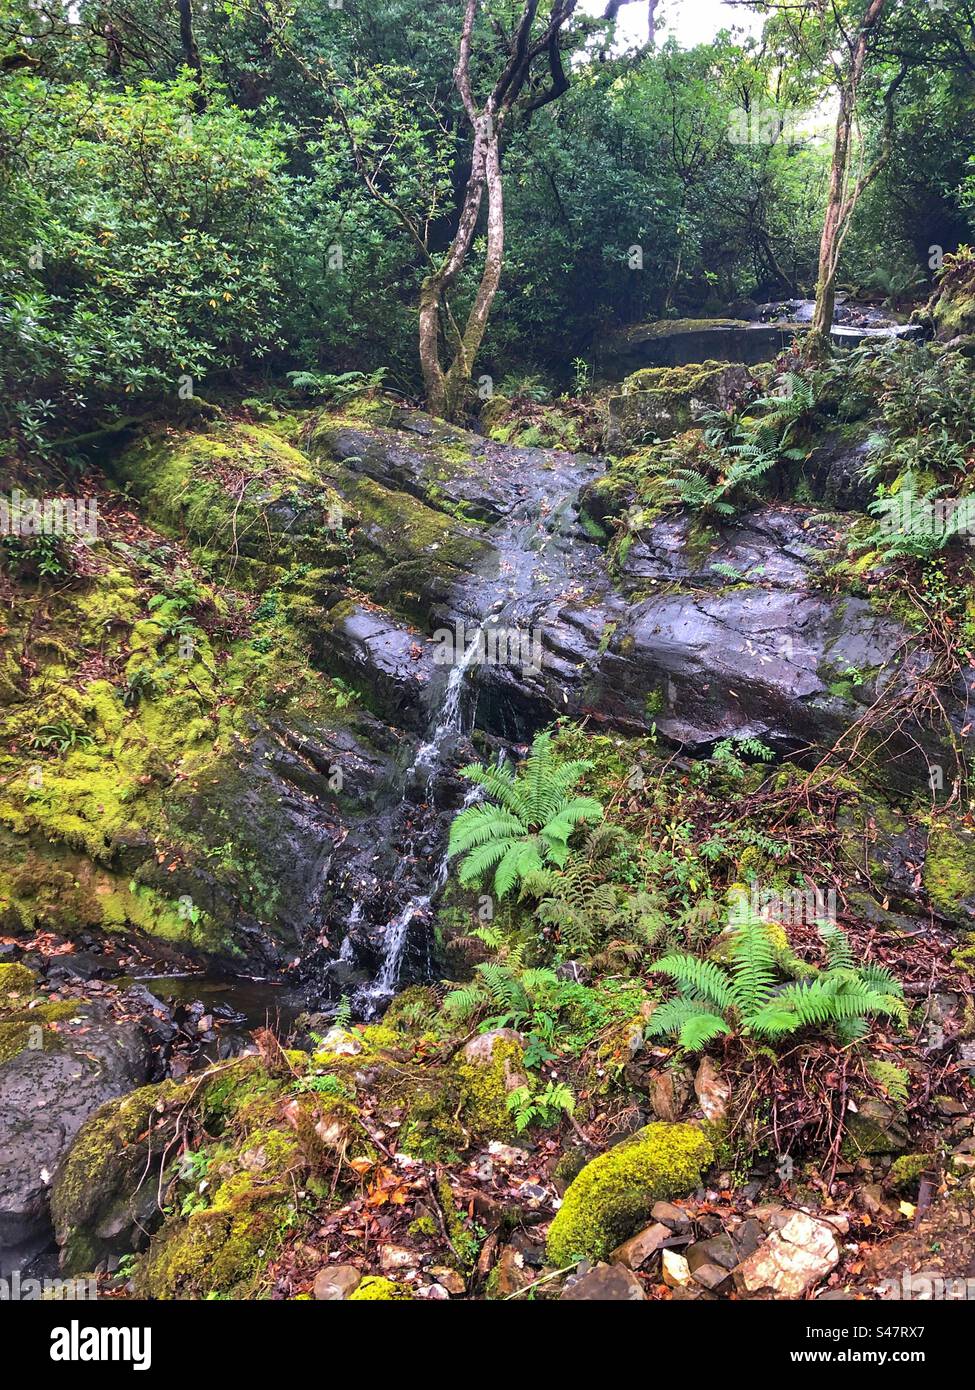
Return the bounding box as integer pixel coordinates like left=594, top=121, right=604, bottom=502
left=610, top=1221, right=674, bottom=1269
left=733, top=1211, right=841, bottom=1299
left=606, top=361, right=752, bottom=449
left=694, top=1056, right=732, bottom=1123
left=661, top=1248, right=692, bottom=1288
left=1, top=1001, right=149, bottom=1272
left=546, top=1123, right=714, bottom=1266
left=560, top=1263, right=646, bottom=1301
left=313, top=1264, right=362, bottom=1300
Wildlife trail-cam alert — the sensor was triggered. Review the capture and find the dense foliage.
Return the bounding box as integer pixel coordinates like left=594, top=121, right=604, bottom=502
left=2, top=0, right=973, bottom=442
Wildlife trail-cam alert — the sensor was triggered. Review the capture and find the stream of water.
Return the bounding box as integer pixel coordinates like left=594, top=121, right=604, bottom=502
left=351, top=634, right=484, bottom=1015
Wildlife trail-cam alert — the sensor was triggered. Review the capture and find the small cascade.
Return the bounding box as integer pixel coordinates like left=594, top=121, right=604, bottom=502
left=350, top=641, right=484, bottom=1015
left=337, top=441, right=605, bottom=1016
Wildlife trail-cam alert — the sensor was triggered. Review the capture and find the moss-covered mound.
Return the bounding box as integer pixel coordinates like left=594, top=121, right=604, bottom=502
left=924, top=247, right=975, bottom=343
left=545, top=1122, right=715, bottom=1265
left=0, top=961, right=81, bottom=1065
left=53, top=1051, right=373, bottom=1292
left=51, top=1080, right=190, bottom=1272
left=113, top=415, right=489, bottom=625
left=605, top=360, right=752, bottom=450
left=0, top=457, right=394, bottom=959
left=923, top=819, right=975, bottom=925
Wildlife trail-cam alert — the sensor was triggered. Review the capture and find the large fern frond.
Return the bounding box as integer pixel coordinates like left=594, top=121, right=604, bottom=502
left=727, top=911, right=777, bottom=1015
left=448, top=804, right=526, bottom=857
left=651, top=952, right=734, bottom=1009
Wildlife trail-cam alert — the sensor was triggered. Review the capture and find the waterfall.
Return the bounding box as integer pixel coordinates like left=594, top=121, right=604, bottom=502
left=351, top=635, right=484, bottom=1014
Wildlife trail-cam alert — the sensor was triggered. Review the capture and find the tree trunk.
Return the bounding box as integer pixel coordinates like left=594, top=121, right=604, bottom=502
left=807, top=84, right=854, bottom=352
left=441, top=134, right=505, bottom=417
left=418, top=112, right=493, bottom=418
left=806, top=0, right=889, bottom=357
left=416, top=0, right=576, bottom=420
left=178, top=0, right=206, bottom=110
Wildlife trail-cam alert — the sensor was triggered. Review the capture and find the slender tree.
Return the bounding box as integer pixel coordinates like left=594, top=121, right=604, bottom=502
left=416, top=0, right=580, bottom=419
left=728, top=0, right=901, bottom=355
left=806, top=0, right=893, bottom=353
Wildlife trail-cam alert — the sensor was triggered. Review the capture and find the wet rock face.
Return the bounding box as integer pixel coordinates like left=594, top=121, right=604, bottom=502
left=11, top=403, right=964, bottom=996
left=443, top=497, right=933, bottom=779
left=314, top=602, right=440, bottom=734
left=802, top=427, right=876, bottom=512
left=162, top=708, right=405, bottom=969
left=0, top=1002, right=148, bottom=1273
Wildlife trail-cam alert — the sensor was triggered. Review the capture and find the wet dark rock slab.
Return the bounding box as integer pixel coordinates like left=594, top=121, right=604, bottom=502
left=0, top=1003, right=148, bottom=1273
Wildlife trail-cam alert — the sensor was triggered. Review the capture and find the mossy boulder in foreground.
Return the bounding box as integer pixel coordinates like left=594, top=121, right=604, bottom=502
left=545, top=1122, right=714, bottom=1266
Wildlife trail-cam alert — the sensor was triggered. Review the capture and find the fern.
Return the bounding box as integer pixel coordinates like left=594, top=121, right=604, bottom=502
left=449, top=732, right=604, bottom=897
left=648, top=913, right=905, bottom=1054
left=866, top=1058, right=910, bottom=1105
left=727, top=908, right=777, bottom=1016
left=520, top=825, right=664, bottom=963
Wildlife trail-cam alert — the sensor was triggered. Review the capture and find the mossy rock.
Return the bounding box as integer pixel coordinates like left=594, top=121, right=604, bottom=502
left=136, top=1198, right=285, bottom=1299
left=925, top=252, right=975, bottom=341
left=52, top=1080, right=190, bottom=1273
left=923, top=823, right=975, bottom=925
left=454, top=1033, right=528, bottom=1144
left=545, top=1122, right=715, bottom=1265
left=0, top=961, right=37, bottom=1006
left=0, top=521, right=392, bottom=962
left=842, top=1098, right=909, bottom=1159
left=606, top=361, right=751, bottom=450
left=348, top=1276, right=413, bottom=1301
left=109, top=422, right=344, bottom=575
left=54, top=1055, right=345, bottom=1287
left=886, top=1152, right=938, bottom=1193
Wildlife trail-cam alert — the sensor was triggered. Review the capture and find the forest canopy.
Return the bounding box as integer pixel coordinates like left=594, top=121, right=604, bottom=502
left=2, top=0, right=974, bottom=437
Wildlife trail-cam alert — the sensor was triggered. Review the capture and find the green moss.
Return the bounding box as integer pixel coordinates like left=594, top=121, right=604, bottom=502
left=842, top=1100, right=908, bottom=1158
left=0, top=1019, right=45, bottom=1064
left=621, top=360, right=739, bottom=397
left=52, top=1080, right=189, bottom=1272
left=887, top=1153, right=937, bottom=1193
left=408, top=1215, right=438, bottom=1238
left=951, top=934, right=975, bottom=973
left=137, top=1200, right=285, bottom=1299
left=455, top=1037, right=525, bottom=1143
left=0, top=475, right=369, bottom=956
left=923, top=823, right=975, bottom=919
left=348, top=1276, right=413, bottom=1301
left=0, top=961, right=36, bottom=1004
left=545, top=1122, right=714, bottom=1266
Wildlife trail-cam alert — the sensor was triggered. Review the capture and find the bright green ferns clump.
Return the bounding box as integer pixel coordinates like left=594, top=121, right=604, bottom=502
left=447, top=731, right=603, bottom=898
left=647, top=911, right=906, bottom=1052
left=546, top=1122, right=714, bottom=1265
